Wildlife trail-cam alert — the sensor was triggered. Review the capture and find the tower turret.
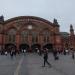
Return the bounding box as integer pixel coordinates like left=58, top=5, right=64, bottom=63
left=70, top=24, right=74, bottom=35
left=70, top=24, right=75, bottom=49
left=53, top=18, right=58, bottom=25
left=0, top=15, right=4, bottom=24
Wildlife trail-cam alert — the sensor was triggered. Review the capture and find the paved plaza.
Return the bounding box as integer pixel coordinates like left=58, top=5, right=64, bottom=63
left=0, top=53, right=75, bottom=75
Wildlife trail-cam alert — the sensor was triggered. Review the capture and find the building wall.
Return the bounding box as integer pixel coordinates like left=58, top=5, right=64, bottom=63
left=0, top=16, right=74, bottom=52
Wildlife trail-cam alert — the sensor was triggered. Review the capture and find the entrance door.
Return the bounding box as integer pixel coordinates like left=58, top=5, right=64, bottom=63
left=43, top=43, right=53, bottom=52
left=31, top=44, right=41, bottom=52
left=5, top=43, right=16, bottom=52
left=19, top=44, right=29, bottom=52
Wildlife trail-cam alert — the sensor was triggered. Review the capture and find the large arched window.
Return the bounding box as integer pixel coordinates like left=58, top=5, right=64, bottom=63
left=43, top=30, right=50, bottom=43
left=5, top=29, right=16, bottom=43
left=21, top=31, right=28, bottom=43
left=31, top=32, right=38, bottom=44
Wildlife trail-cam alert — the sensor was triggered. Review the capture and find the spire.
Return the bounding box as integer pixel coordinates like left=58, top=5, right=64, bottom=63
left=70, top=24, right=74, bottom=35
left=0, top=15, right=4, bottom=24
left=53, top=18, right=58, bottom=25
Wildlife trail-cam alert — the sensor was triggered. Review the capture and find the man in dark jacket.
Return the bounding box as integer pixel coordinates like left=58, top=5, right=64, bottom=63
left=43, top=49, right=52, bottom=67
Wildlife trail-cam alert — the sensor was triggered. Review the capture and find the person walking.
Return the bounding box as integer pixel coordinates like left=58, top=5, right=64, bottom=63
left=42, top=48, right=52, bottom=67
left=10, top=48, right=15, bottom=59
left=53, top=48, right=59, bottom=60
left=4, top=49, right=7, bottom=56
left=10, top=50, right=14, bottom=59
left=23, top=49, right=26, bottom=56
left=71, top=48, right=74, bottom=59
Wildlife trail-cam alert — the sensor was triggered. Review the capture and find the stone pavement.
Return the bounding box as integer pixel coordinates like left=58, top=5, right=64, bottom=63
left=0, top=53, right=75, bottom=75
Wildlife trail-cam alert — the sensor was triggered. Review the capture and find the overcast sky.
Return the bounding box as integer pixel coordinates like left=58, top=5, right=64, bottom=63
left=0, top=0, right=75, bottom=33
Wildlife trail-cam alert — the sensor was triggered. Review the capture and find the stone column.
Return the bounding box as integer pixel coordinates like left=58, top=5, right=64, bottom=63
left=0, top=33, right=3, bottom=50
left=38, top=35, right=40, bottom=44
left=0, top=33, right=3, bottom=44
left=28, top=34, right=32, bottom=52
left=16, top=33, right=20, bottom=52
left=53, top=33, right=56, bottom=49
left=39, top=34, right=43, bottom=50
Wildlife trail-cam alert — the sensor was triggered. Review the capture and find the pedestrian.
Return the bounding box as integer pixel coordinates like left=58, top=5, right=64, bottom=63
left=5, top=51, right=8, bottom=56
left=42, top=48, right=52, bottom=67
left=63, top=49, right=66, bottom=55
left=23, top=49, right=26, bottom=55
left=37, top=49, right=39, bottom=54
left=71, top=48, right=74, bottom=59
left=53, top=48, right=59, bottom=60
left=24, top=49, right=26, bottom=53
left=10, top=50, right=13, bottom=59
left=10, top=48, right=14, bottom=59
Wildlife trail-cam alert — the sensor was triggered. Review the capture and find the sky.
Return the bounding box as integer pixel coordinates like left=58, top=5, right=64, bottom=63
left=0, top=0, right=75, bottom=33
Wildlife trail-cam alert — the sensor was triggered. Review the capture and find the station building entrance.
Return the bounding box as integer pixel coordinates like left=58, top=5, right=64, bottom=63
left=0, top=16, right=61, bottom=52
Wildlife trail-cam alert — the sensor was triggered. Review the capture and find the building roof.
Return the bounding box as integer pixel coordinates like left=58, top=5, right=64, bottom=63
left=60, top=32, right=69, bottom=38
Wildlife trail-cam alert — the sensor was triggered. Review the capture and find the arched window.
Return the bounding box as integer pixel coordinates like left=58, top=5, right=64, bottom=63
left=43, top=31, right=50, bottom=43
left=31, top=32, right=38, bottom=44
left=21, top=31, right=28, bottom=43
left=6, top=29, right=16, bottom=43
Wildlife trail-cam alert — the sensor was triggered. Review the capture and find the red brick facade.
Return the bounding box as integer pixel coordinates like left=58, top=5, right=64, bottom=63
left=0, top=16, right=75, bottom=52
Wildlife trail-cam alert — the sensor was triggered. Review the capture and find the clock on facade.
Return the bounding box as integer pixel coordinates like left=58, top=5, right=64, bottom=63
left=27, top=25, right=32, bottom=30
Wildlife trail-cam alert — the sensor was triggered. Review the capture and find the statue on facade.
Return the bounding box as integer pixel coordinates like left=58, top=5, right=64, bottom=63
left=0, top=15, right=4, bottom=23
left=53, top=18, right=58, bottom=25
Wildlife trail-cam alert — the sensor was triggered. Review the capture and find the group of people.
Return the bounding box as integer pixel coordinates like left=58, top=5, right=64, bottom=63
left=0, top=47, right=75, bottom=67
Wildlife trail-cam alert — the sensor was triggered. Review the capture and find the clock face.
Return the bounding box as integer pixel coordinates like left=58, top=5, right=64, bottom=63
left=28, top=25, right=32, bottom=29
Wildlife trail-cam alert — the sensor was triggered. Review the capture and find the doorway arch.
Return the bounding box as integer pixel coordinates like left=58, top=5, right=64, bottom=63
left=43, top=43, right=53, bottom=52
left=31, top=44, right=41, bottom=52
left=19, top=44, right=29, bottom=52
left=5, top=43, right=16, bottom=52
